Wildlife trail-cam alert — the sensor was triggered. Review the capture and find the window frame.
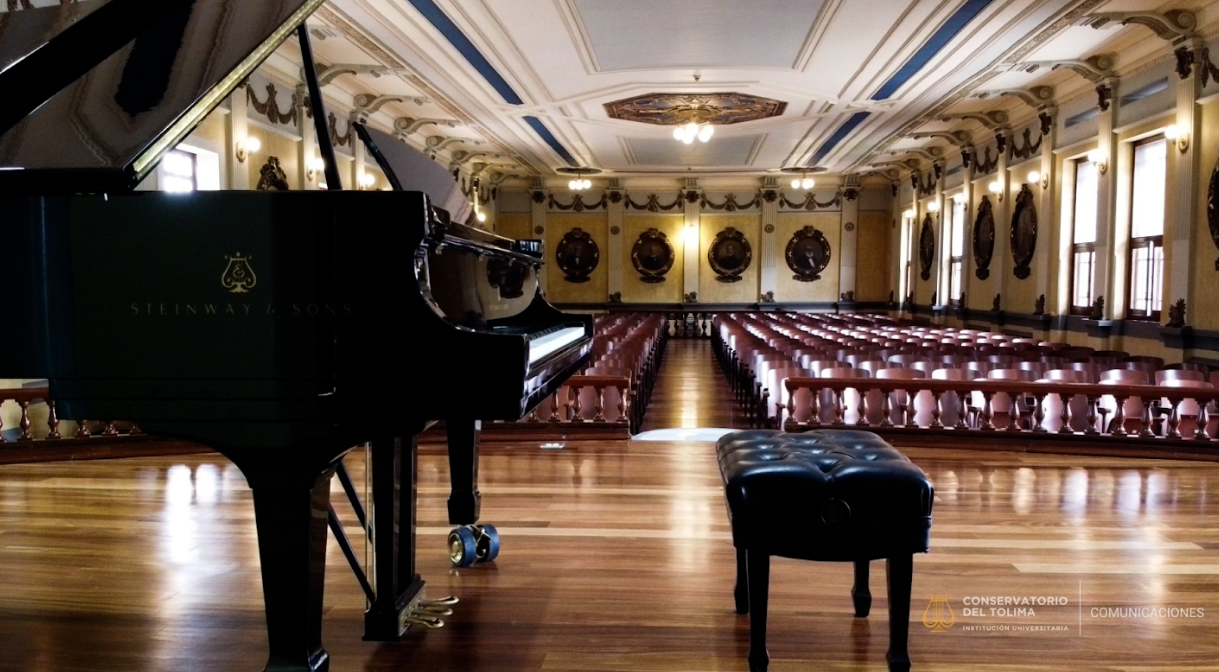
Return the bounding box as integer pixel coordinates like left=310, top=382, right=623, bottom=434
left=1125, top=135, right=1167, bottom=321
left=1069, top=157, right=1098, bottom=315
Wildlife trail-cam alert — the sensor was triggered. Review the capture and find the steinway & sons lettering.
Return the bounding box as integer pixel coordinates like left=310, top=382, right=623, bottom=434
left=129, top=302, right=354, bottom=316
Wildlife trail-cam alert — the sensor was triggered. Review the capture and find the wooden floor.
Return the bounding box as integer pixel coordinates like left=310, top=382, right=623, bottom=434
left=640, top=339, right=746, bottom=431
left=3, top=340, right=1219, bottom=671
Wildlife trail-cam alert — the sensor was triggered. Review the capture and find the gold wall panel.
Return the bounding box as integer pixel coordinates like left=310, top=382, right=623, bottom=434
left=967, top=191, right=995, bottom=311
left=699, top=214, right=760, bottom=304
left=1193, top=99, right=1219, bottom=333
left=856, top=211, right=890, bottom=302
left=775, top=212, right=839, bottom=303
left=546, top=214, right=608, bottom=304
left=246, top=128, right=301, bottom=191
left=497, top=213, right=531, bottom=241
left=623, top=215, right=684, bottom=304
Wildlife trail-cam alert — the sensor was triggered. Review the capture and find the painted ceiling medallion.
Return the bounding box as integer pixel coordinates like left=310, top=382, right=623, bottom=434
left=604, top=93, right=787, bottom=126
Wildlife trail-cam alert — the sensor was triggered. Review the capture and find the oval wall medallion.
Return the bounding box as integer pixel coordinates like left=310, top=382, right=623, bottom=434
left=707, top=227, right=753, bottom=283
left=973, top=196, right=995, bottom=280
left=764, top=224, right=775, bottom=234
left=610, top=225, right=621, bottom=235
left=785, top=226, right=831, bottom=282
left=555, top=228, right=599, bottom=283
left=534, top=225, right=544, bottom=235
left=1010, top=184, right=1037, bottom=279
left=918, top=213, right=935, bottom=281
left=1208, top=157, right=1219, bottom=269
left=844, top=221, right=855, bottom=232
left=631, top=228, right=675, bottom=283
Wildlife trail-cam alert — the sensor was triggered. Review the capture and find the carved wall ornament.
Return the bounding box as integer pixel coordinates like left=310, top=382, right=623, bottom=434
left=759, top=291, right=775, bottom=303
left=913, top=171, right=936, bottom=197
left=247, top=83, right=298, bottom=126
left=255, top=157, right=290, bottom=191
left=607, top=292, right=623, bottom=304
left=780, top=191, right=841, bottom=210
left=1207, top=154, right=1219, bottom=269
left=959, top=291, right=967, bottom=307
left=531, top=190, right=546, bottom=204
left=610, top=225, right=620, bottom=235
left=961, top=148, right=973, bottom=169
left=707, top=228, right=753, bottom=283
left=1010, top=184, right=1038, bottom=279
left=1039, top=111, right=1054, bottom=136
left=973, top=196, right=996, bottom=279
left=1034, top=294, right=1046, bottom=316
left=534, top=225, right=544, bottom=235
left=608, top=191, right=623, bottom=204
left=1167, top=299, right=1187, bottom=328
left=930, top=291, right=937, bottom=306
left=327, top=113, right=352, bottom=148
left=995, top=133, right=1008, bottom=155
left=784, top=226, right=832, bottom=282
left=555, top=228, right=600, bottom=283
left=844, top=222, right=855, bottom=232
left=934, top=164, right=943, bottom=180
left=684, top=292, right=698, bottom=303
left=975, top=146, right=999, bottom=174
left=841, top=291, right=856, bottom=302
left=604, top=92, right=787, bottom=126
left=918, top=214, right=936, bottom=281
left=1176, top=46, right=1195, bottom=79
left=701, top=192, right=761, bottom=211
left=625, top=193, right=683, bottom=212
left=843, top=188, right=859, bottom=201
left=684, top=190, right=700, bottom=203
left=1089, top=295, right=1105, bottom=320
left=549, top=193, right=606, bottom=212
left=632, top=228, right=675, bottom=283
left=1096, top=83, right=1112, bottom=111
left=992, top=294, right=1002, bottom=312
left=763, top=190, right=779, bottom=203
left=764, top=224, right=775, bottom=234
left=1008, top=127, right=1043, bottom=160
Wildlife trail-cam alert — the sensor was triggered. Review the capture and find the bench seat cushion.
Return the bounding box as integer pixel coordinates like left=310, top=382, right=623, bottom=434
left=717, top=429, right=933, bottom=562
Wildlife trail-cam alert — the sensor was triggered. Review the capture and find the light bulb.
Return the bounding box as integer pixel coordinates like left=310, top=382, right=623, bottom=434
left=476, top=210, right=487, bottom=222
left=698, top=125, right=714, bottom=142
left=1165, top=125, right=1181, bottom=140
left=686, top=122, right=699, bottom=135
left=682, top=134, right=695, bottom=145
left=673, top=127, right=684, bottom=140
left=791, top=178, right=800, bottom=189
left=1086, top=149, right=1103, bottom=164
left=927, top=201, right=939, bottom=212
left=953, top=194, right=965, bottom=204
left=1027, top=171, right=1040, bottom=184
left=904, top=210, right=914, bottom=219
left=988, top=181, right=1001, bottom=194
left=568, top=180, right=577, bottom=189
left=309, top=157, right=325, bottom=172
left=802, top=178, right=814, bottom=189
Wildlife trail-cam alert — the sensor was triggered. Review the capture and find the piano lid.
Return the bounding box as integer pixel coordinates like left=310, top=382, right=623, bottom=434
left=354, top=121, right=474, bottom=225
left=0, top=0, right=325, bottom=194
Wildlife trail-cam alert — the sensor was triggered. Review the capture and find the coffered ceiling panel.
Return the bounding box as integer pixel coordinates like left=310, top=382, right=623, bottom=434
left=571, top=0, right=825, bottom=71
left=625, top=134, right=764, bottom=167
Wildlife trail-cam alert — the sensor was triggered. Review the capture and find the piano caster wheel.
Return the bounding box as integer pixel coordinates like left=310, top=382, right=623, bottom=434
left=449, top=527, right=478, bottom=568
left=475, top=524, right=500, bottom=563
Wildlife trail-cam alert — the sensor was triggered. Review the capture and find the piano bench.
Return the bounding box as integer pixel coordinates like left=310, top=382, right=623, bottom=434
left=716, top=429, right=934, bottom=672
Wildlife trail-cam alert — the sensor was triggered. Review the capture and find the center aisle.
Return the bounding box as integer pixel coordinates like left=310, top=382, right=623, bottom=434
left=638, top=337, right=745, bottom=432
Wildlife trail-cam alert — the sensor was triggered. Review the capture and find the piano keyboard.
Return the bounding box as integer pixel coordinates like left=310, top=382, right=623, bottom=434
left=527, top=326, right=586, bottom=365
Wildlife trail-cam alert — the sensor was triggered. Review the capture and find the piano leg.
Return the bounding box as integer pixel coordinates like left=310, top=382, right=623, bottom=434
left=445, top=420, right=499, bottom=567
left=248, top=467, right=337, bottom=672
left=445, top=419, right=482, bottom=525
left=363, top=434, right=427, bottom=641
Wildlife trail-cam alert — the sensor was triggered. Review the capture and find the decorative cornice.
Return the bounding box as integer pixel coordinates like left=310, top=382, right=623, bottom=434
left=625, top=193, right=684, bottom=212
left=780, top=191, right=842, bottom=210
left=549, top=193, right=607, bottom=212
left=247, top=82, right=298, bottom=127
left=701, top=192, right=762, bottom=211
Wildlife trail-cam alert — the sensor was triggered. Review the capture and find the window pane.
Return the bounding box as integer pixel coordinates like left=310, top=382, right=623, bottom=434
left=1073, top=249, right=1093, bottom=308
left=1130, top=245, right=1149, bottom=313
left=949, top=259, right=961, bottom=299
left=1151, top=242, right=1163, bottom=313
left=1131, top=139, right=1166, bottom=238
left=1073, top=159, right=1097, bottom=244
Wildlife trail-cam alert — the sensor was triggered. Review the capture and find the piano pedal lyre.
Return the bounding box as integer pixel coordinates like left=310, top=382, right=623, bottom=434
left=402, top=595, right=460, bottom=629
left=448, top=524, right=500, bottom=568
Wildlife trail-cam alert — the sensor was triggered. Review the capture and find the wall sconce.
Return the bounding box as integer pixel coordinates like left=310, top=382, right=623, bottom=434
left=235, top=137, right=260, bottom=163
left=475, top=207, right=487, bottom=223
left=1027, top=170, right=1040, bottom=186
left=988, top=181, right=1003, bottom=202
left=306, top=157, right=325, bottom=181
left=1086, top=149, right=1107, bottom=175
left=952, top=193, right=966, bottom=204
left=1165, top=124, right=1190, bottom=153
left=903, top=209, right=914, bottom=219
left=926, top=201, right=939, bottom=212
left=358, top=172, right=376, bottom=190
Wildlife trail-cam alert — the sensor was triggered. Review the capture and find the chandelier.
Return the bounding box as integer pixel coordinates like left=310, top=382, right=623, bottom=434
left=780, top=165, right=826, bottom=190
left=558, top=166, right=601, bottom=191
left=673, top=122, right=714, bottom=145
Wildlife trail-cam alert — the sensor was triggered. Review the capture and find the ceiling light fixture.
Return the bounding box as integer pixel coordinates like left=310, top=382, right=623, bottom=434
left=674, top=121, right=714, bottom=145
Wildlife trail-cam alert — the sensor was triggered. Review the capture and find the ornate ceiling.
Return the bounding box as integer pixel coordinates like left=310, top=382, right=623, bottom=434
left=262, top=0, right=1219, bottom=184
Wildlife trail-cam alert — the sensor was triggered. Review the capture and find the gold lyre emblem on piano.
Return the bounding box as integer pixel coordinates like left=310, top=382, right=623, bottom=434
left=923, top=593, right=954, bottom=632
left=221, top=253, right=257, bottom=294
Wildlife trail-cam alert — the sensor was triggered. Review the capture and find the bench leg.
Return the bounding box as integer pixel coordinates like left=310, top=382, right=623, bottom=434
left=734, top=548, right=749, bottom=614
left=746, top=550, right=769, bottom=672
left=886, top=555, right=913, bottom=672
left=852, top=560, right=871, bottom=617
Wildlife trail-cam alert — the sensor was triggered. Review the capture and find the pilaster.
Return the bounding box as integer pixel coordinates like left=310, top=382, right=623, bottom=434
left=1094, top=77, right=1120, bottom=320
left=839, top=174, right=860, bottom=300
left=228, top=85, right=250, bottom=190
left=994, top=129, right=1011, bottom=305
left=1034, top=107, right=1057, bottom=310
left=531, top=179, right=548, bottom=291
left=760, top=177, right=780, bottom=300
left=607, top=179, right=625, bottom=299
left=1168, top=44, right=1203, bottom=325
left=682, top=179, right=702, bottom=302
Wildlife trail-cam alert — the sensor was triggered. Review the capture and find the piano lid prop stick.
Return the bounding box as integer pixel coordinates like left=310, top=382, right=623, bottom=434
left=297, top=23, right=343, bottom=191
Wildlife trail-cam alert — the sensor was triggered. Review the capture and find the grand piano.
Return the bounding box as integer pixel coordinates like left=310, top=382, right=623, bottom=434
left=0, top=1, right=592, bottom=670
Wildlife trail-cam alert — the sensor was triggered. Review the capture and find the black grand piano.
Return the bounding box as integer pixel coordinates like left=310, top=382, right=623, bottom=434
left=0, top=1, right=592, bottom=670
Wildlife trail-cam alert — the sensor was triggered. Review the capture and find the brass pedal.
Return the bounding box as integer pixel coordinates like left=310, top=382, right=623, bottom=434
left=404, top=614, right=444, bottom=629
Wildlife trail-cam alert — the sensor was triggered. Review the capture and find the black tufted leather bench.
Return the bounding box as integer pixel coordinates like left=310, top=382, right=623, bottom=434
left=717, top=429, right=934, bottom=672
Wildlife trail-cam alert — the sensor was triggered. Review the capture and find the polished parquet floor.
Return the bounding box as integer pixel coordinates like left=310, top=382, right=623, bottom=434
left=3, top=340, right=1219, bottom=671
